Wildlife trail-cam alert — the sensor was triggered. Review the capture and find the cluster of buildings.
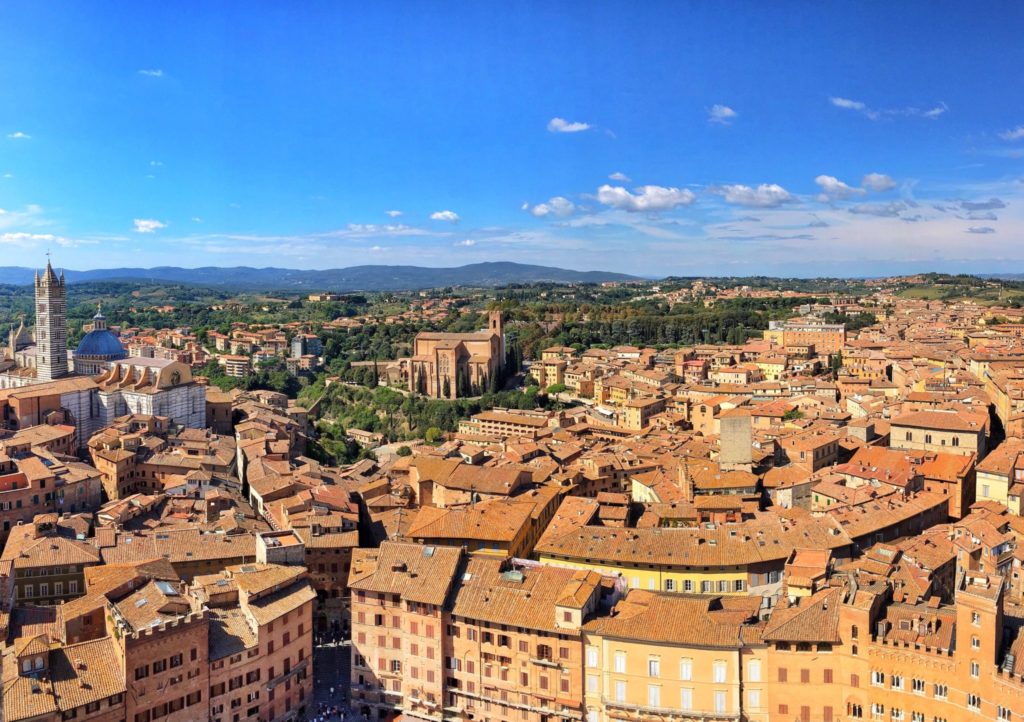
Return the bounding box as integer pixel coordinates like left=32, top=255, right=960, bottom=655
left=8, top=261, right=1024, bottom=722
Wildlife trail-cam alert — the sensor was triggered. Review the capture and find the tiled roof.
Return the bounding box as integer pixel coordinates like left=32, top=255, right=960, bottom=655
left=762, top=587, right=842, bottom=643
left=584, top=589, right=761, bottom=647
left=452, top=557, right=598, bottom=634
left=348, top=540, right=461, bottom=605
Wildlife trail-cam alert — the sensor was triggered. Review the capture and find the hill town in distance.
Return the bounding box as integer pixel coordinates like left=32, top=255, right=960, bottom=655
left=3, top=260, right=1024, bottom=722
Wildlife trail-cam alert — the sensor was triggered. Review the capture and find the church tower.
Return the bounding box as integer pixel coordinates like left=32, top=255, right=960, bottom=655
left=34, top=258, right=68, bottom=381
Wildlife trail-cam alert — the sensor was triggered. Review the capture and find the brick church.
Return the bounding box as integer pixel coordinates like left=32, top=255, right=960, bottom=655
left=407, top=311, right=505, bottom=398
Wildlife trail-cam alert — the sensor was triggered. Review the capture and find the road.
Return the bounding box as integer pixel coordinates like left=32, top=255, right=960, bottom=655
left=313, top=640, right=351, bottom=711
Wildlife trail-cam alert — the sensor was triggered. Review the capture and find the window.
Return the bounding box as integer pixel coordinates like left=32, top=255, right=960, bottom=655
left=891, top=674, right=903, bottom=690
left=586, top=675, right=598, bottom=693
left=872, top=670, right=885, bottom=686
left=714, top=691, right=726, bottom=714
left=614, top=681, right=626, bottom=703
left=680, top=658, right=692, bottom=681
left=823, top=668, right=833, bottom=683
left=748, top=689, right=761, bottom=708
left=680, top=688, right=692, bottom=711
left=748, top=659, right=761, bottom=682
left=998, top=706, right=1012, bottom=721
left=664, top=579, right=675, bottom=592
left=778, top=667, right=788, bottom=683
left=585, top=647, right=598, bottom=668
left=967, top=694, right=981, bottom=712
left=972, top=636, right=980, bottom=649
left=648, top=658, right=660, bottom=678
left=683, top=579, right=693, bottom=592
left=713, top=661, right=727, bottom=683
left=970, top=661, right=980, bottom=679
left=613, top=651, right=626, bottom=674
left=647, top=685, right=660, bottom=707
left=934, top=684, right=947, bottom=699
left=972, top=612, right=981, bottom=626
left=912, top=678, right=925, bottom=694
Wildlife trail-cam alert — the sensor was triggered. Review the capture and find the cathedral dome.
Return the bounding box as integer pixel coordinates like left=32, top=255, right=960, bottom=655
left=75, top=308, right=125, bottom=360
left=75, top=328, right=126, bottom=358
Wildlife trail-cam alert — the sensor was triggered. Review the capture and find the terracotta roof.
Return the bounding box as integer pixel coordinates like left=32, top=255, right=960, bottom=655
left=349, top=540, right=462, bottom=605
left=584, top=589, right=761, bottom=647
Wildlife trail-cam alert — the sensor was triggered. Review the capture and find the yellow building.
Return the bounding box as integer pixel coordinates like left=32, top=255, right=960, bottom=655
left=534, top=497, right=852, bottom=600
left=583, top=590, right=768, bottom=722
left=975, top=439, right=1024, bottom=508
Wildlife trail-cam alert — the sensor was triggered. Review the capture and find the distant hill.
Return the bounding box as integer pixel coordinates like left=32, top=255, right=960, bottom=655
left=0, top=262, right=641, bottom=291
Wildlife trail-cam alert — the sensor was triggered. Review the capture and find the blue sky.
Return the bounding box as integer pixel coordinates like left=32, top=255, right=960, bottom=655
left=1, top=1, right=1023, bottom=277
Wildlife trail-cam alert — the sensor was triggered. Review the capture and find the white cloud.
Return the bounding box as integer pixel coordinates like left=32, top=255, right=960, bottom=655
left=133, top=218, right=167, bottom=233
left=712, top=183, right=795, bottom=208
left=369, top=245, right=385, bottom=252
left=547, top=117, right=591, bottom=133
left=526, top=196, right=576, bottom=218
left=815, top=175, right=865, bottom=201
left=7, top=131, right=31, bottom=140
left=608, top=172, right=630, bottom=182
left=830, top=97, right=867, bottom=112
left=596, top=184, right=696, bottom=212
left=830, top=96, right=946, bottom=121
left=2, top=173, right=12, bottom=179
left=0, top=232, right=59, bottom=247
left=385, top=209, right=403, bottom=217
left=138, top=69, right=164, bottom=77
left=191, top=217, right=203, bottom=223
left=708, top=104, right=737, bottom=124
left=149, top=160, right=163, bottom=167
left=862, top=173, right=897, bottom=192
left=455, top=239, right=477, bottom=247
left=429, top=210, right=460, bottom=223
left=1000, top=125, right=1024, bottom=141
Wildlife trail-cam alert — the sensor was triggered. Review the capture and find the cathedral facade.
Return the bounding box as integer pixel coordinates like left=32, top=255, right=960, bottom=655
left=0, top=258, right=205, bottom=445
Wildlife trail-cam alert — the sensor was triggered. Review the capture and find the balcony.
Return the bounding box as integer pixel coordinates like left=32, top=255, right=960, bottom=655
left=529, top=656, right=562, bottom=669
left=601, top=697, right=740, bottom=722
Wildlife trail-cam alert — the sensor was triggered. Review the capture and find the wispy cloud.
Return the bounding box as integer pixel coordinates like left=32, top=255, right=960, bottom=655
left=711, top=183, right=794, bottom=208
left=385, top=209, right=403, bottom=218
left=961, top=198, right=1006, bottom=211
left=1000, top=125, right=1024, bottom=141
left=149, top=160, right=163, bottom=167
left=707, top=104, right=737, bottom=125
left=967, top=226, right=996, bottom=234
left=596, top=184, right=696, bottom=212
left=455, top=239, right=477, bottom=247
left=547, top=117, right=591, bottom=133
left=608, top=172, right=630, bottom=182
left=429, top=210, right=460, bottom=223
left=848, top=201, right=908, bottom=218
left=7, top=131, right=31, bottom=140
left=524, top=196, right=576, bottom=218
left=138, top=69, right=164, bottom=77
left=830, top=96, right=947, bottom=121
left=133, top=218, right=167, bottom=233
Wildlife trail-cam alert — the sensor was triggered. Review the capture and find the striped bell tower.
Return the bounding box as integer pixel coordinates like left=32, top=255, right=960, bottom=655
left=34, top=256, right=69, bottom=381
